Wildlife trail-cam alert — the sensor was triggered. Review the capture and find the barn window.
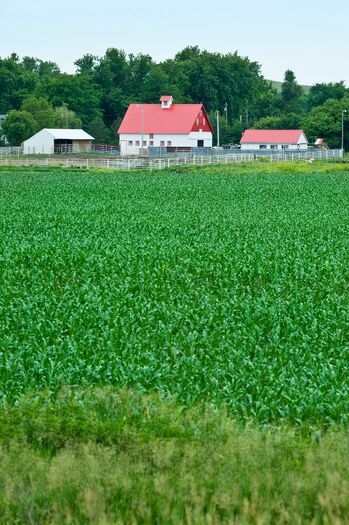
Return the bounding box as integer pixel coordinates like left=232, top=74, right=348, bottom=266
left=196, top=118, right=199, bottom=125
left=259, top=145, right=267, bottom=149
left=149, top=140, right=154, bottom=146
left=143, top=141, right=147, bottom=146
left=270, top=145, right=278, bottom=150
left=128, top=140, right=133, bottom=146
left=149, top=134, right=154, bottom=139
left=135, top=140, right=140, bottom=146
left=203, top=118, right=206, bottom=125
left=167, top=141, right=172, bottom=146
left=282, top=145, right=289, bottom=149
left=160, top=141, right=165, bottom=147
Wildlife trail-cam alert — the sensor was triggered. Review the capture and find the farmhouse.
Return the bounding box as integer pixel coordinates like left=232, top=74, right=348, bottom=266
left=240, top=130, right=308, bottom=151
left=23, top=129, right=95, bottom=154
left=118, top=96, right=213, bottom=155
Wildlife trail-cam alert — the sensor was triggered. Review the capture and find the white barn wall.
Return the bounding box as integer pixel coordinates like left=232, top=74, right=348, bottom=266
left=119, top=132, right=212, bottom=155
left=240, top=144, right=307, bottom=150
left=23, top=130, right=54, bottom=154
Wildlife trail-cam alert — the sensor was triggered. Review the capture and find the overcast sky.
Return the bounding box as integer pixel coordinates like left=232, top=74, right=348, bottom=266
left=2, top=0, right=348, bottom=85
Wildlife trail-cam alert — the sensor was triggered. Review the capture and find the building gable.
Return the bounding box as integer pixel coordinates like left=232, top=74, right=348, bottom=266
left=191, top=106, right=213, bottom=133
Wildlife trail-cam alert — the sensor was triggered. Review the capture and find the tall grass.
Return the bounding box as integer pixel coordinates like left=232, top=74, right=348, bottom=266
left=0, top=388, right=349, bottom=524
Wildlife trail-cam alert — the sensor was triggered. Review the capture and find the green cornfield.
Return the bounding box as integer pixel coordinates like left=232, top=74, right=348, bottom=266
left=2, top=163, right=349, bottom=523
left=1, top=163, right=349, bottom=426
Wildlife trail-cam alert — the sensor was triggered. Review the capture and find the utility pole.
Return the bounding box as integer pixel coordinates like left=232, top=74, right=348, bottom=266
left=216, top=110, right=220, bottom=147
left=342, top=109, right=347, bottom=154
left=141, top=104, right=144, bottom=156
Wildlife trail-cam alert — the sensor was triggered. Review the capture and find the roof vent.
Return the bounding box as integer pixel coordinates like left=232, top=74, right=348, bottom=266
left=160, top=95, right=173, bottom=109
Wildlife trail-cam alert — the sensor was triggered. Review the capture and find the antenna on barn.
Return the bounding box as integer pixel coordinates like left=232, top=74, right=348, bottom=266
left=224, top=102, right=228, bottom=123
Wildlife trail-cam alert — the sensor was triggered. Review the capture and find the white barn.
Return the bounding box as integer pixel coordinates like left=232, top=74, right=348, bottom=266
left=23, top=129, right=95, bottom=154
left=118, top=96, right=213, bottom=155
left=240, top=129, right=308, bottom=151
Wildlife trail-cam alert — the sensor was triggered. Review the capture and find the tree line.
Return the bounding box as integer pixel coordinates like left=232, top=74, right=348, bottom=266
left=0, top=47, right=348, bottom=148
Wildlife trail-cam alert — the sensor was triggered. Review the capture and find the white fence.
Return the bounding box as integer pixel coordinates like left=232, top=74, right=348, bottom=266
left=0, top=149, right=344, bottom=171
left=0, top=146, right=22, bottom=157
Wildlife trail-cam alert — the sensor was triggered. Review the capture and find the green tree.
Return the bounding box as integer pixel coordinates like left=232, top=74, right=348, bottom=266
left=253, top=113, right=301, bottom=130
left=250, top=82, right=280, bottom=122
left=140, top=66, right=170, bottom=102
left=230, top=120, right=245, bottom=144
left=302, top=97, right=349, bottom=148
left=87, top=117, right=111, bottom=143
left=101, top=87, right=129, bottom=126
left=2, top=110, right=37, bottom=145
left=173, top=48, right=263, bottom=119
left=74, top=54, right=99, bottom=76
left=281, top=70, right=304, bottom=113
left=128, top=53, right=154, bottom=95
left=39, top=74, right=101, bottom=125
left=53, top=104, right=82, bottom=128
left=109, top=119, right=121, bottom=144
left=0, top=54, right=38, bottom=112
left=307, top=82, right=347, bottom=110
left=21, top=97, right=55, bottom=130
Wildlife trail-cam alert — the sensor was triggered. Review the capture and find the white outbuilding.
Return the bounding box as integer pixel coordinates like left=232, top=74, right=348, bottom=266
left=240, top=130, right=308, bottom=151
left=23, top=129, right=95, bottom=154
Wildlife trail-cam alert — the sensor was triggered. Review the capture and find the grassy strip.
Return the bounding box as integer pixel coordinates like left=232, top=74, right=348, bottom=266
left=0, top=389, right=349, bottom=524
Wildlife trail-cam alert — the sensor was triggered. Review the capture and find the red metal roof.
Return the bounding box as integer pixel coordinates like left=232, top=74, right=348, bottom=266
left=240, top=129, right=307, bottom=144
left=118, top=103, right=213, bottom=134
left=160, top=95, right=173, bottom=102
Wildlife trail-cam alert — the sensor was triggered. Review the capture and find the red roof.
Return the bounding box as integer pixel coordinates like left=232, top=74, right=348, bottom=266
left=118, top=103, right=213, bottom=134
left=160, top=95, right=173, bottom=102
left=241, top=129, right=307, bottom=144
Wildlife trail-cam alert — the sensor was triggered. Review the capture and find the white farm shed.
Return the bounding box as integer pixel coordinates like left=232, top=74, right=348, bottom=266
left=23, top=129, right=95, bottom=154
left=240, top=130, right=308, bottom=151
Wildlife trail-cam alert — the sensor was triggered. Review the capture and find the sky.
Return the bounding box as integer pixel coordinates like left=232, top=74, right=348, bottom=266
left=1, top=0, right=348, bottom=85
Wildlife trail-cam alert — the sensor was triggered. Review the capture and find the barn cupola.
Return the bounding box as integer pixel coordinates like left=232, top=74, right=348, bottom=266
left=160, top=95, right=173, bottom=109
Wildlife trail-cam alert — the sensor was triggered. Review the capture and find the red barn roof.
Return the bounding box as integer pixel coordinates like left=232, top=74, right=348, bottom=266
left=118, top=102, right=213, bottom=134
left=160, top=95, right=173, bottom=102
left=241, top=129, right=307, bottom=144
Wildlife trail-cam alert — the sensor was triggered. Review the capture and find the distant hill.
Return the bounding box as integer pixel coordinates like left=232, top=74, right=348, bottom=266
left=269, top=80, right=311, bottom=95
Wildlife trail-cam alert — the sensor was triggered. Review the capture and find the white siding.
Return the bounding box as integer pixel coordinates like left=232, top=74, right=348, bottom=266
left=241, top=142, right=308, bottom=151
left=119, top=132, right=212, bottom=155
left=298, top=132, right=308, bottom=148
left=23, top=130, right=55, bottom=154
